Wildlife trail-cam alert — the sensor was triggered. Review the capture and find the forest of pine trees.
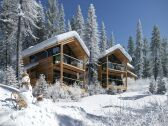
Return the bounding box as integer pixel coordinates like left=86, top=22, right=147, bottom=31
left=0, top=0, right=167, bottom=93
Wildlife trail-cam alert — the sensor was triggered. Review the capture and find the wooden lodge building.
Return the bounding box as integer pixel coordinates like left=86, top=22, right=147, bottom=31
left=22, top=31, right=89, bottom=86
left=21, top=31, right=137, bottom=90
left=98, top=44, right=137, bottom=90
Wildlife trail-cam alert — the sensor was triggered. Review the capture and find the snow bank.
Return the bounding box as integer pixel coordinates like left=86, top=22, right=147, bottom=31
left=1, top=82, right=168, bottom=126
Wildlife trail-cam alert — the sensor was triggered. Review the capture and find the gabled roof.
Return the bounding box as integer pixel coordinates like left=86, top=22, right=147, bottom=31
left=99, top=44, right=132, bottom=62
left=22, top=31, right=90, bottom=58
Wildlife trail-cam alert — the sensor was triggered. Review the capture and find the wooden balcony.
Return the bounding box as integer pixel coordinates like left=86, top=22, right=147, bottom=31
left=53, top=53, right=85, bottom=74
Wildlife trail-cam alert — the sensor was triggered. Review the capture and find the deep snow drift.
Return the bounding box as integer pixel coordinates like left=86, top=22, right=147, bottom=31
left=0, top=80, right=168, bottom=126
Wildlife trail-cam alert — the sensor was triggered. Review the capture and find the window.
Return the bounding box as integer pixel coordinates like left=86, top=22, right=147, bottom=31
left=53, top=47, right=60, bottom=55
left=30, top=55, right=36, bottom=63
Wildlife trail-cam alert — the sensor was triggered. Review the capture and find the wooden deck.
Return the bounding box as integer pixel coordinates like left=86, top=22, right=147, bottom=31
left=54, top=62, right=85, bottom=74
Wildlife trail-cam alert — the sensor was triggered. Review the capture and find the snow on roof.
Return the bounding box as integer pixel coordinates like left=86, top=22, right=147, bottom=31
left=22, top=31, right=90, bottom=58
left=99, top=44, right=132, bottom=62
left=127, top=63, right=134, bottom=69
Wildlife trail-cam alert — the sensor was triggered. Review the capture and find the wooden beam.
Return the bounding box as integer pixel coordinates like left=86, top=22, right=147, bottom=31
left=83, top=56, right=86, bottom=88
left=125, top=60, right=128, bottom=90
left=60, top=42, right=63, bottom=85
left=106, top=56, right=109, bottom=89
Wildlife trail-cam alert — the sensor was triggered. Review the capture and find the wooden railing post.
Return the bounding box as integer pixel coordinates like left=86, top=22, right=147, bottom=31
left=60, top=43, right=63, bottom=85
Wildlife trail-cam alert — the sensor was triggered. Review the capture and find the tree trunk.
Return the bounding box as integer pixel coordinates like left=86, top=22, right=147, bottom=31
left=16, top=0, right=22, bottom=83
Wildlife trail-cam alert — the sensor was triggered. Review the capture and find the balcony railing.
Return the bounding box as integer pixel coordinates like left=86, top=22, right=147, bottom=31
left=102, top=62, right=126, bottom=71
left=53, top=53, right=84, bottom=69
left=102, top=78, right=124, bottom=86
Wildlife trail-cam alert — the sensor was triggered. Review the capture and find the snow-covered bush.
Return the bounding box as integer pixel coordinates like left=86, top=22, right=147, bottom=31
left=68, top=83, right=82, bottom=101
left=88, top=82, right=105, bottom=95
left=3, top=66, right=18, bottom=88
left=0, top=69, right=5, bottom=83
left=157, top=77, right=166, bottom=94
left=47, top=81, right=83, bottom=102
left=105, top=101, right=168, bottom=126
left=33, top=74, right=48, bottom=98
left=149, top=80, right=157, bottom=94
left=127, top=78, right=151, bottom=93
left=47, top=81, right=70, bottom=102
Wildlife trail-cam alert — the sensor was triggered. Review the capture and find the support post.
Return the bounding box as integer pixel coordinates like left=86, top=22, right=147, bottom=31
left=60, top=43, right=63, bottom=85
left=106, top=56, right=109, bottom=89
left=125, top=60, right=128, bottom=90
left=83, top=56, right=86, bottom=89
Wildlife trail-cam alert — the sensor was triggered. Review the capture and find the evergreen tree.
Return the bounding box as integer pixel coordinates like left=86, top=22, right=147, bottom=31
left=135, top=19, right=144, bottom=78
left=3, top=66, right=18, bottom=88
left=108, top=32, right=115, bottom=48
left=0, top=0, right=16, bottom=68
left=35, top=1, right=47, bottom=44
left=67, top=20, right=72, bottom=31
left=0, top=0, right=39, bottom=81
left=59, top=4, right=65, bottom=34
left=99, top=21, right=107, bottom=52
left=85, top=4, right=100, bottom=62
left=74, top=5, right=85, bottom=39
left=127, top=36, right=135, bottom=66
left=35, top=74, right=48, bottom=97
left=16, top=0, right=39, bottom=81
left=46, top=0, right=60, bottom=38
left=150, top=25, right=163, bottom=80
left=161, top=38, right=168, bottom=77
left=70, top=15, right=76, bottom=30
left=143, top=38, right=151, bottom=78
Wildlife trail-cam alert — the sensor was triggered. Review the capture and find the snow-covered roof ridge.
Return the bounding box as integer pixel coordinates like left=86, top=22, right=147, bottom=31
left=22, top=31, right=90, bottom=57
left=99, top=44, right=132, bottom=62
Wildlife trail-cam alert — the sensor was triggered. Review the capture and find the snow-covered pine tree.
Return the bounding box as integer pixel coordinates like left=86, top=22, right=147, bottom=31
left=70, top=15, right=76, bottom=30
left=74, top=5, right=85, bottom=40
left=0, top=0, right=39, bottom=81
left=99, top=21, right=107, bottom=52
left=127, top=36, right=135, bottom=66
left=143, top=38, right=151, bottom=78
left=85, top=4, right=100, bottom=62
left=35, top=0, right=47, bottom=44
left=161, top=38, right=168, bottom=77
left=135, top=19, right=144, bottom=78
left=35, top=74, right=48, bottom=98
left=59, top=4, right=65, bottom=34
left=3, top=66, right=18, bottom=88
left=156, top=50, right=166, bottom=94
left=67, top=19, right=72, bottom=31
left=15, top=0, right=39, bottom=81
left=0, top=0, right=16, bottom=68
left=108, top=32, right=115, bottom=49
left=46, top=0, right=60, bottom=38
left=150, top=25, right=163, bottom=81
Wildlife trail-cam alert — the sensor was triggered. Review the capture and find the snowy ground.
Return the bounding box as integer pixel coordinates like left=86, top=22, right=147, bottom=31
left=0, top=80, right=168, bottom=126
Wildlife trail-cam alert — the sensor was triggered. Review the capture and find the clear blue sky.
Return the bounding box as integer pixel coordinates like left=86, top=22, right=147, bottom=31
left=42, top=0, right=168, bottom=46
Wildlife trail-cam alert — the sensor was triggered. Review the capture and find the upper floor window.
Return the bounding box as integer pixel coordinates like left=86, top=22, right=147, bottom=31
left=53, top=47, right=60, bottom=55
